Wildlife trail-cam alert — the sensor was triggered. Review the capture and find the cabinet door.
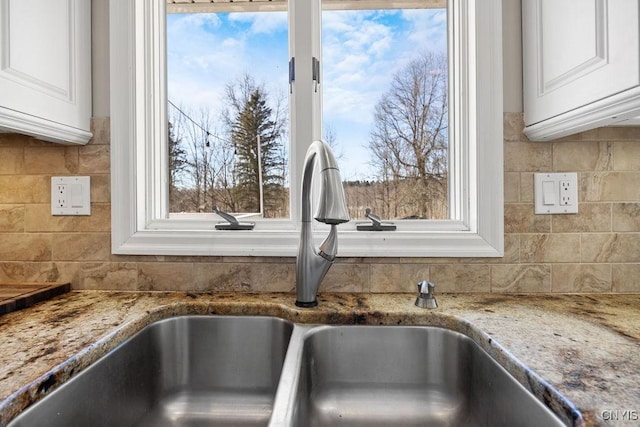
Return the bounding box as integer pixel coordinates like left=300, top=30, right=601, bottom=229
left=0, top=0, right=91, bottom=144
left=523, top=0, right=640, bottom=136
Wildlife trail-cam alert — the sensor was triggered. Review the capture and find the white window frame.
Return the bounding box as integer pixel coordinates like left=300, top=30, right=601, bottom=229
left=110, top=0, right=503, bottom=257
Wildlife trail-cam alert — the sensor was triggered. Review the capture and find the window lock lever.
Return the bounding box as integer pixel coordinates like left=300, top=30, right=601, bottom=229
left=213, top=206, right=255, bottom=230
left=356, top=208, right=396, bottom=231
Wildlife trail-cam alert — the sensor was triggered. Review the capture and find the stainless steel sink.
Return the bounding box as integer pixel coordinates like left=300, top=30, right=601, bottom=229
left=277, top=325, right=566, bottom=427
left=9, top=317, right=574, bottom=426
left=9, top=316, right=294, bottom=427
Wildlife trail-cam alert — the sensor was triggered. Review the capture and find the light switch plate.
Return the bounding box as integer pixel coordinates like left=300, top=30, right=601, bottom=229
left=51, top=176, right=91, bottom=215
left=534, top=172, right=578, bottom=214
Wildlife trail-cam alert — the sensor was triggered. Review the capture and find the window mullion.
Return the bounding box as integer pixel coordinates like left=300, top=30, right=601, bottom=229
left=289, top=0, right=322, bottom=225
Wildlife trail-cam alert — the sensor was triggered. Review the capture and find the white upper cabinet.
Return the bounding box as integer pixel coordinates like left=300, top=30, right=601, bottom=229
left=0, top=0, right=91, bottom=144
left=522, top=0, right=640, bottom=141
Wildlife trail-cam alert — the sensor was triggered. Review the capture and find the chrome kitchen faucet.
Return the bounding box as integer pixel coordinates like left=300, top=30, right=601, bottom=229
left=295, top=140, right=350, bottom=307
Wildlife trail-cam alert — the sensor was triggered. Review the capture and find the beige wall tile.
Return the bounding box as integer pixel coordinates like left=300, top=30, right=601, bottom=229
left=24, top=147, right=79, bottom=174
left=613, top=141, right=640, bottom=171
left=520, top=172, right=534, bottom=202
left=581, top=172, right=640, bottom=202
left=0, top=176, right=50, bottom=204
left=503, top=113, right=526, bottom=142
left=0, top=148, right=24, bottom=174
left=193, top=262, right=294, bottom=292
left=74, top=262, right=138, bottom=290
left=192, top=263, right=252, bottom=291
left=89, top=117, right=110, bottom=146
left=0, top=133, right=34, bottom=147
left=612, top=264, right=640, bottom=292
left=25, top=204, right=110, bottom=232
left=90, top=175, right=111, bottom=203
left=505, top=141, right=552, bottom=172
left=582, top=234, right=640, bottom=263
left=369, top=263, right=429, bottom=293
left=0, top=234, right=51, bottom=261
left=552, top=203, right=611, bottom=233
left=138, top=262, right=195, bottom=291
left=0, top=205, right=24, bottom=232
left=320, top=263, right=369, bottom=293
left=504, top=172, right=519, bottom=203
left=520, top=234, right=581, bottom=263
left=430, top=264, right=491, bottom=292
left=491, top=264, right=551, bottom=292
left=249, top=263, right=295, bottom=292
left=79, top=146, right=110, bottom=174
left=552, top=264, right=611, bottom=292
left=23, top=262, right=79, bottom=283
left=0, top=262, right=25, bottom=282
left=553, top=141, right=612, bottom=171
left=505, top=204, right=551, bottom=233
left=612, top=203, right=640, bottom=232
left=52, top=233, right=111, bottom=261
left=502, top=234, right=521, bottom=264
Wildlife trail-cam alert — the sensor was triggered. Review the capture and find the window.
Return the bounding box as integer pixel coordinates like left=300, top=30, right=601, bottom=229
left=166, top=8, right=290, bottom=219
left=110, top=0, right=503, bottom=257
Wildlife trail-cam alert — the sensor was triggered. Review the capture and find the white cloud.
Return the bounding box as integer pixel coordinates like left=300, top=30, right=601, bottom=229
left=227, top=11, right=287, bottom=35
left=402, top=8, right=447, bottom=53
left=168, top=13, right=222, bottom=33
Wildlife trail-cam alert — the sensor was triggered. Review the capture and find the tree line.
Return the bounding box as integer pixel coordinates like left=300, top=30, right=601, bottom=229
left=168, top=51, right=448, bottom=221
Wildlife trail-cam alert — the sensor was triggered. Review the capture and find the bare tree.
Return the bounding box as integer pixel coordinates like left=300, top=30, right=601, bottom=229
left=369, top=51, right=448, bottom=219
left=168, top=120, right=187, bottom=208
left=168, top=104, right=236, bottom=213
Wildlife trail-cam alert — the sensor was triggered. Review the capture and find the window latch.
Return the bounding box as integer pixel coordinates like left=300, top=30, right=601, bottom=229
left=213, top=206, right=255, bottom=230
left=289, top=57, right=295, bottom=93
left=312, top=57, right=320, bottom=92
left=356, top=208, right=396, bottom=231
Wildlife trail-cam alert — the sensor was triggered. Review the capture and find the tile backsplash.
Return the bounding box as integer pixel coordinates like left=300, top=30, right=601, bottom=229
left=0, top=113, right=638, bottom=293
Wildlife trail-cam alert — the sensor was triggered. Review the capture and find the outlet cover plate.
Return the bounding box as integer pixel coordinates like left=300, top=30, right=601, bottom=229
left=534, top=172, right=578, bottom=214
left=51, top=176, right=91, bottom=215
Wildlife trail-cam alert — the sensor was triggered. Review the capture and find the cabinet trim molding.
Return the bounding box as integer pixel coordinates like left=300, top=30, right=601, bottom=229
left=0, top=106, right=92, bottom=144
left=524, top=85, right=640, bottom=141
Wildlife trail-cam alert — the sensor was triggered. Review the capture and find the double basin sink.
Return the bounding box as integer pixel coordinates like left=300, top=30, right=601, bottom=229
left=9, top=316, right=574, bottom=426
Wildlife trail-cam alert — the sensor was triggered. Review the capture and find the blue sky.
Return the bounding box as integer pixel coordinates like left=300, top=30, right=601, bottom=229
left=167, top=8, right=447, bottom=180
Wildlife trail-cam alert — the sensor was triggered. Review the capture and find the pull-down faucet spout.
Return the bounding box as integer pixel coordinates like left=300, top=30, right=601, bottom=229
left=295, top=140, right=350, bottom=307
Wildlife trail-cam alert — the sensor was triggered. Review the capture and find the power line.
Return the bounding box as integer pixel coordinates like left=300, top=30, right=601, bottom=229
left=167, top=99, right=233, bottom=147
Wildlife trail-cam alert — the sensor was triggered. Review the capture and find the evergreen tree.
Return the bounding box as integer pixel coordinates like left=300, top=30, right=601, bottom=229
left=228, top=81, right=286, bottom=217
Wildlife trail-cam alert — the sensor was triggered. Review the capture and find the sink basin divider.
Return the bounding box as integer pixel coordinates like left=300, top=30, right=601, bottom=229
left=269, top=324, right=318, bottom=427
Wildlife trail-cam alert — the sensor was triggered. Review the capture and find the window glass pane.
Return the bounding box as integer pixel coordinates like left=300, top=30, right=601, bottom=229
left=166, top=10, right=290, bottom=219
left=322, top=5, right=448, bottom=221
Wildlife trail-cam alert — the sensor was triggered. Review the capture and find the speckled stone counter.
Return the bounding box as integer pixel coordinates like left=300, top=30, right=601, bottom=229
left=0, top=291, right=638, bottom=426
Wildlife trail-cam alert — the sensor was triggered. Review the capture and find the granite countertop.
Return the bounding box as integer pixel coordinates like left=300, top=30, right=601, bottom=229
left=0, top=291, right=638, bottom=426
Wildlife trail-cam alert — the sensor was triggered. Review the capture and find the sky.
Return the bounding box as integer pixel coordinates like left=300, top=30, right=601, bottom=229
left=166, top=7, right=447, bottom=181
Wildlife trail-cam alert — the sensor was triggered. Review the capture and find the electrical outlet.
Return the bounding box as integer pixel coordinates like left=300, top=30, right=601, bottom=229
left=51, top=177, right=91, bottom=215
left=560, top=180, right=573, bottom=206
left=534, top=172, right=578, bottom=214
left=55, top=184, right=68, bottom=208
